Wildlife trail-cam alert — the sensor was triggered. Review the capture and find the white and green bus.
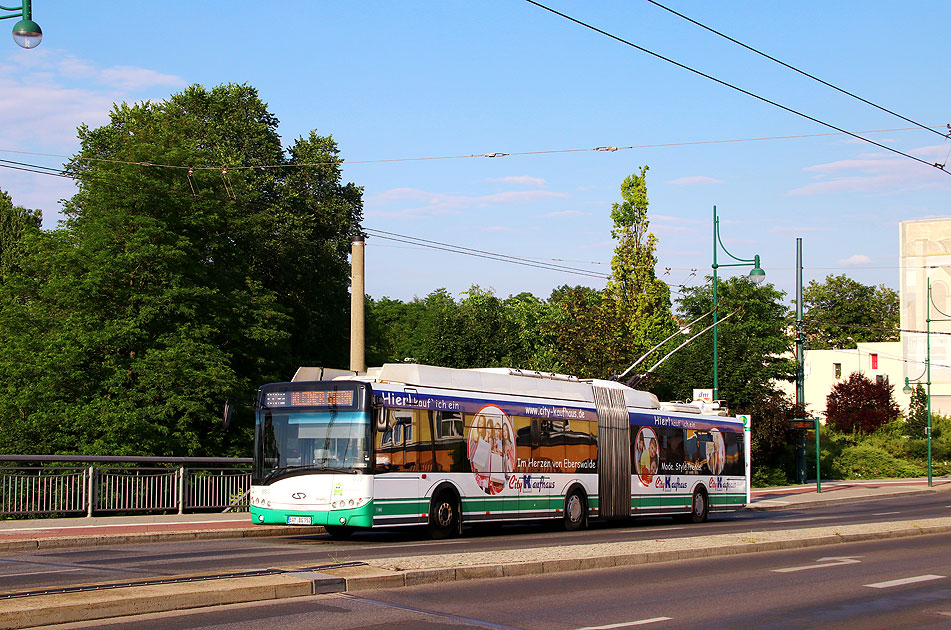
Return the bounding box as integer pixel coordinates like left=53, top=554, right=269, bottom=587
left=249, top=363, right=749, bottom=538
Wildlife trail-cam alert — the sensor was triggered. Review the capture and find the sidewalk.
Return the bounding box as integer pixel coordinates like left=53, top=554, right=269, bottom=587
left=0, top=477, right=948, bottom=551
left=1, top=477, right=949, bottom=629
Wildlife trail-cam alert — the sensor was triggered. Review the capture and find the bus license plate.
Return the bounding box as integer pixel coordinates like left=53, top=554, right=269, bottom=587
left=287, top=515, right=312, bottom=525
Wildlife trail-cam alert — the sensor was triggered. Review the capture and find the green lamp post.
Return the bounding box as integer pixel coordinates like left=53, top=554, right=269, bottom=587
left=1, top=0, right=41, bottom=48
left=902, top=275, right=951, bottom=488
left=711, top=205, right=765, bottom=402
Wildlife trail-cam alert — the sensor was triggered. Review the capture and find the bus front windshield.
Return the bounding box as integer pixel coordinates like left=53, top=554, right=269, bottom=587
left=255, top=408, right=371, bottom=482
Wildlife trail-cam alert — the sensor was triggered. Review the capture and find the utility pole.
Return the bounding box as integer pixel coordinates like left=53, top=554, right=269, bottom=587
left=349, top=234, right=366, bottom=373
left=795, top=238, right=807, bottom=483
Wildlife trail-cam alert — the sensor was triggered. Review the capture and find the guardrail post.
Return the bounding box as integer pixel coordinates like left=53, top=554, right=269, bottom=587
left=86, top=465, right=95, bottom=518
left=178, top=466, right=185, bottom=514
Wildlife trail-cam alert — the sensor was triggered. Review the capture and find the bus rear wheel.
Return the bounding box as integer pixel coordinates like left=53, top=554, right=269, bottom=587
left=428, top=491, right=460, bottom=539
left=689, top=488, right=708, bottom=523
left=563, top=488, right=587, bottom=531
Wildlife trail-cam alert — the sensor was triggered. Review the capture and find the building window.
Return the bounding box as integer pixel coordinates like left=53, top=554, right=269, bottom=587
left=876, top=375, right=885, bottom=386
left=871, top=354, right=878, bottom=370
left=833, top=363, right=842, bottom=379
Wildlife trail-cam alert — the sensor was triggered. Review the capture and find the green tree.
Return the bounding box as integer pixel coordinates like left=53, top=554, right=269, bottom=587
left=502, top=291, right=560, bottom=371
left=604, top=165, right=675, bottom=370
left=0, top=189, right=41, bottom=282
left=546, top=285, right=622, bottom=378
left=826, top=372, right=900, bottom=433
left=803, top=274, right=899, bottom=349
left=906, top=383, right=929, bottom=438
left=748, top=389, right=802, bottom=481
left=651, top=276, right=794, bottom=412
left=0, top=83, right=362, bottom=456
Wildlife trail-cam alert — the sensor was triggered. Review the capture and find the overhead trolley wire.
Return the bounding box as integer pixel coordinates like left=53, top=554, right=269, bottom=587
left=0, top=126, right=941, bottom=176
left=523, top=0, right=951, bottom=175
left=364, top=229, right=610, bottom=280
left=644, top=0, right=948, bottom=141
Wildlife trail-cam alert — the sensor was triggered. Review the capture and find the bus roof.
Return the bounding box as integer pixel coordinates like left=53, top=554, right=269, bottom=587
left=294, top=363, right=661, bottom=410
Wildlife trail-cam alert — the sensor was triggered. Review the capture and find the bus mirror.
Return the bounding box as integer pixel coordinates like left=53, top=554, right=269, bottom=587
left=222, top=400, right=234, bottom=429
left=374, top=408, right=388, bottom=433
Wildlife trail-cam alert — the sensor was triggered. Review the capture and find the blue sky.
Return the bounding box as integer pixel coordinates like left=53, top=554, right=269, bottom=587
left=1, top=1, right=949, bottom=305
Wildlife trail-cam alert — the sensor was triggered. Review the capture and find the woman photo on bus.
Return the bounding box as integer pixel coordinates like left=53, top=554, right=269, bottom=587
left=502, top=422, right=516, bottom=473
left=469, top=415, right=492, bottom=491
left=634, top=430, right=646, bottom=474
left=647, top=437, right=659, bottom=475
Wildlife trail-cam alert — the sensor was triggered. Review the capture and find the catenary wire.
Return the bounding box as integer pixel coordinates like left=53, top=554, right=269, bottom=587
left=523, top=0, right=949, bottom=175
left=0, top=125, right=941, bottom=174
left=366, top=232, right=610, bottom=280
left=365, top=228, right=609, bottom=276
left=643, top=0, right=947, bottom=140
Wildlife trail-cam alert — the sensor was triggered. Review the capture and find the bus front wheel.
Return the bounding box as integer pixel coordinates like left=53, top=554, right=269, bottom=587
left=324, top=525, right=354, bottom=539
left=563, top=488, right=587, bottom=531
left=428, top=491, right=460, bottom=539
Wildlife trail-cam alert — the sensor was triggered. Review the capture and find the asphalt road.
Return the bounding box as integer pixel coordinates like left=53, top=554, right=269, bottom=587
left=36, top=529, right=951, bottom=630
left=3, top=491, right=950, bottom=594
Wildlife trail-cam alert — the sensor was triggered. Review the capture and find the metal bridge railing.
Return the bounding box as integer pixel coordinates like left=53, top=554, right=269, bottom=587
left=0, top=456, right=252, bottom=518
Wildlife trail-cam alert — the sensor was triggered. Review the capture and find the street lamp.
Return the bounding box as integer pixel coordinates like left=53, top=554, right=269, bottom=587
left=712, top=205, right=765, bottom=402
left=1, top=1, right=41, bottom=49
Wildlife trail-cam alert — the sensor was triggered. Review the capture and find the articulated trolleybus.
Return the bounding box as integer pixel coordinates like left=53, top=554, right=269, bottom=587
left=249, top=363, right=750, bottom=538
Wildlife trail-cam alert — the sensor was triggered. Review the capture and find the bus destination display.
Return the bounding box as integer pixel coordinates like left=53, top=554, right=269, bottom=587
left=264, top=389, right=354, bottom=408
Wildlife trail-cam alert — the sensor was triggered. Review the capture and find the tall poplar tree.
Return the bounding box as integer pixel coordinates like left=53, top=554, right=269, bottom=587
left=603, top=165, right=675, bottom=374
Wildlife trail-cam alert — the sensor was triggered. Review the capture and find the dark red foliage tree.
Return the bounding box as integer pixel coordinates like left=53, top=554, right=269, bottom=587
left=826, top=372, right=900, bottom=433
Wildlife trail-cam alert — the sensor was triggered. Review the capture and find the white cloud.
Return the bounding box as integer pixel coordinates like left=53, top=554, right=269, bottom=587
left=366, top=187, right=570, bottom=218
left=839, top=254, right=872, bottom=265
left=0, top=49, right=185, bottom=226
left=788, top=147, right=951, bottom=196
left=0, top=50, right=185, bottom=150
left=482, top=225, right=517, bottom=233
left=666, top=175, right=724, bottom=186
left=99, top=66, right=183, bottom=91
left=486, top=175, right=547, bottom=188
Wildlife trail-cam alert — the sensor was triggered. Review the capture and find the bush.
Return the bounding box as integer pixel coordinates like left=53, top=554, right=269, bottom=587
left=752, top=465, right=789, bottom=487
left=904, top=439, right=929, bottom=460
left=831, top=444, right=924, bottom=479
left=826, top=372, right=900, bottom=433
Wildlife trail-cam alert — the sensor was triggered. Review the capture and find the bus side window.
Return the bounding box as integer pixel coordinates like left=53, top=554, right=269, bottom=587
left=684, top=430, right=713, bottom=474
left=722, top=431, right=743, bottom=476
left=537, top=419, right=566, bottom=473
left=655, top=426, right=684, bottom=475
left=389, top=410, right=412, bottom=470
left=417, top=410, right=435, bottom=472
left=436, top=411, right=464, bottom=439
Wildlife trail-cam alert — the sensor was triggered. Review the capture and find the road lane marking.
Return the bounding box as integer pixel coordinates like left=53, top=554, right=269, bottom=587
left=772, top=516, right=834, bottom=523
left=865, top=575, right=945, bottom=589
left=872, top=511, right=901, bottom=516
left=0, top=567, right=85, bottom=577
left=576, top=618, right=673, bottom=629
left=341, top=594, right=521, bottom=629
left=772, top=556, right=862, bottom=573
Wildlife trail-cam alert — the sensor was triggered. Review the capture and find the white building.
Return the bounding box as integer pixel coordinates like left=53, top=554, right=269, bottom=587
left=801, top=342, right=906, bottom=419
left=796, top=218, right=951, bottom=419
